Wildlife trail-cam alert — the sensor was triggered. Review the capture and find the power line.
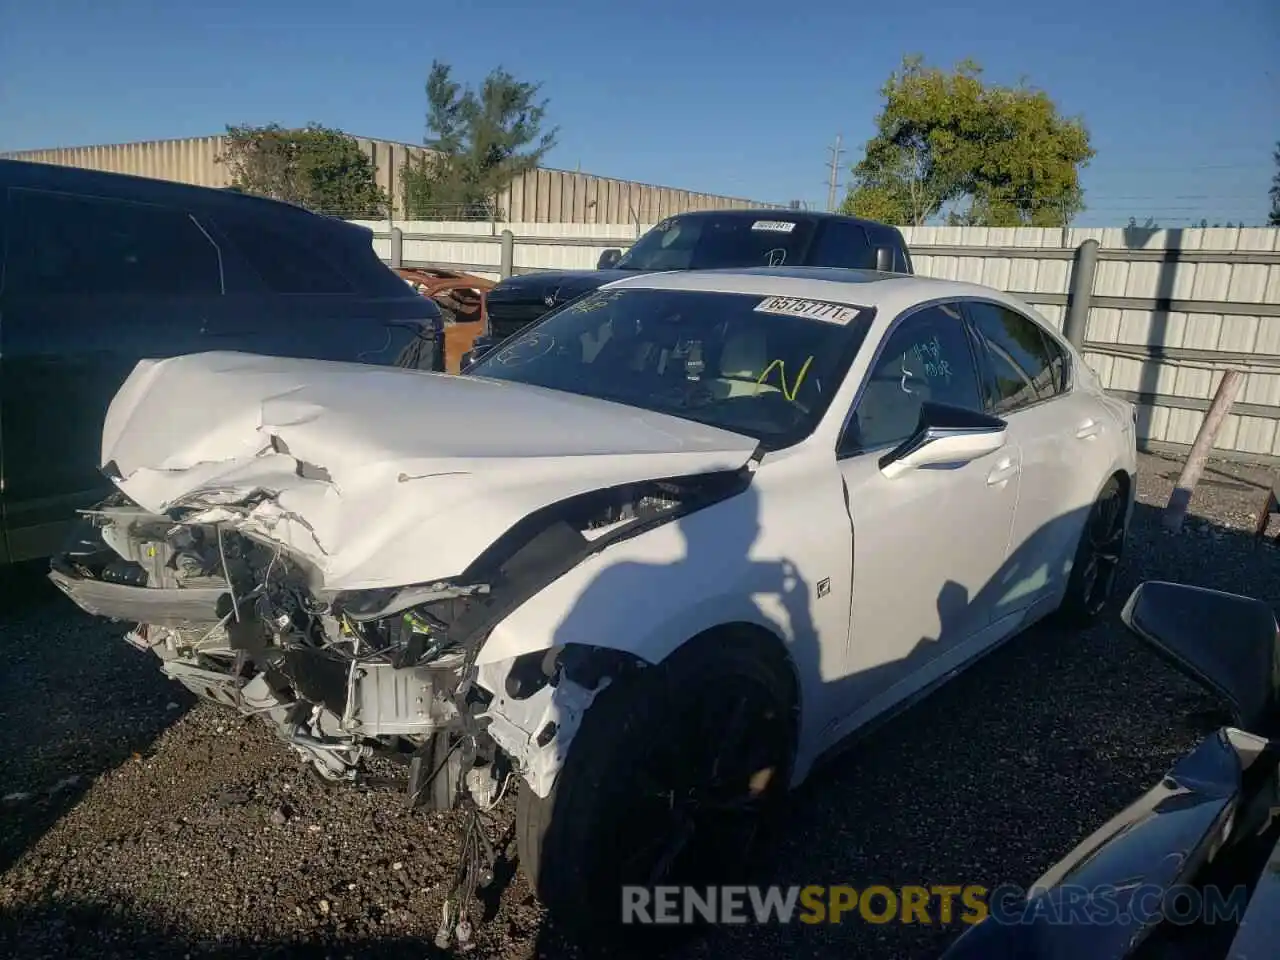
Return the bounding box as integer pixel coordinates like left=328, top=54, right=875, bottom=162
left=825, top=135, right=844, bottom=213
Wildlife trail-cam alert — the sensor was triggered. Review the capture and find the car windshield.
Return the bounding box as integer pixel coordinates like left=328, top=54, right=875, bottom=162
left=614, top=215, right=816, bottom=271
left=465, top=287, right=873, bottom=448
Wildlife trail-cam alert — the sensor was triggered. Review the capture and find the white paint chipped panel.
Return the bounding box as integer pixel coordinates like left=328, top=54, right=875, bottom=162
left=1094, top=260, right=1130, bottom=297
left=1117, top=310, right=1157, bottom=346
left=1225, top=264, right=1272, bottom=302
left=1189, top=262, right=1234, bottom=301
left=1218, top=315, right=1261, bottom=353
left=979, top=257, right=1012, bottom=290
left=1181, top=314, right=1225, bottom=351
left=1103, top=356, right=1149, bottom=392
left=1238, top=228, right=1280, bottom=252
left=1171, top=366, right=1215, bottom=401
left=1256, top=317, right=1280, bottom=355
left=1216, top=414, right=1241, bottom=450
left=1136, top=404, right=1171, bottom=443
left=1166, top=408, right=1207, bottom=444
left=1088, top=308, right=1123, bottom=344
left=1242, top=372, right=1280, bottom=406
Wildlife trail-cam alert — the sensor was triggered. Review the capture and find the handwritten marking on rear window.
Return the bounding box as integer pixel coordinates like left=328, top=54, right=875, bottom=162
left=751, top=220, right=797, bottom=233
left=754, top=296, right=859, bottom=325
left=910, top=334, right=952, bottom=380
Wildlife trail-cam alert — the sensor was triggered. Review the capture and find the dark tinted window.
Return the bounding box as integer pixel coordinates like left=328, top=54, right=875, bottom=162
left=967, top=301, right=1067, bottom=414
left=614, top=215, right=817, bottom=271
left=467, top=287, right=873, bottom=449
left=4, top=188, right=221, bottom=297
left=213, top=214, right=355, bottom=294
left=807, top=221, right=875, bottom=269
left=844, top=302, right=983, bottom=453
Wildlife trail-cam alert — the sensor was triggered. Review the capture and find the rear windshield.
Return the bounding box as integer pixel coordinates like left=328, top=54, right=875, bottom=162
left=614, top=215, right=816, bottom=272
left=465, top=286, right=874, bottom=449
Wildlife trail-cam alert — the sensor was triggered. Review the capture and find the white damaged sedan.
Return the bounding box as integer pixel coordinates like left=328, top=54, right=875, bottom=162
left=51, top=266, right=1137, bottom=941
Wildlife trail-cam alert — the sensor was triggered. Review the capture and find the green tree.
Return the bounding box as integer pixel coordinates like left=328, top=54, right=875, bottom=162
left=841, top=56, right=1094, bottom=227
left=401, top=60, right=558, bottom=220
left=216, top=123, right=388, bottom=218
left=1268, top=141, right=1280, bottom=227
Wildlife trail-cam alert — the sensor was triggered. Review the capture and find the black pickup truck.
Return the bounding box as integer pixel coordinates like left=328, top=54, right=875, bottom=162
left=468, top=209, right=913, bottom=363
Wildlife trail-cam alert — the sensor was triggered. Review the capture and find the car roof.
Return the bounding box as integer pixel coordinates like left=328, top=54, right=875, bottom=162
left=0, top=157, right=363, bottom=232
left=597, top=265, right=1019, bottom=310
left=654, top=207, right=903, bottom=231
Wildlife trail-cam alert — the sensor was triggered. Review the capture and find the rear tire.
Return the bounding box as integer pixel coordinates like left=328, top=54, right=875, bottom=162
left=1057, top=475, right=1127, bottom=624
left=516, top=632, right=797, bottom=945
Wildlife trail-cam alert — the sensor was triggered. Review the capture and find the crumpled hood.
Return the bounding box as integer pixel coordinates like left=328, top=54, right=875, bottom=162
left=100, top=351, right=759, bottom=592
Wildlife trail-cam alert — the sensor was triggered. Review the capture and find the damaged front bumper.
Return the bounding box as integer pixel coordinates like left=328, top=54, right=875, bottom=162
left=49, top=499, right=517, bottom=806
left=47, top=477, right=683, bottom=808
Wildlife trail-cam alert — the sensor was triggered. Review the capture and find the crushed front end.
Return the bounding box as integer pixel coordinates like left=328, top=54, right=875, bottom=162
left=48, top=494, right=506, bottom=811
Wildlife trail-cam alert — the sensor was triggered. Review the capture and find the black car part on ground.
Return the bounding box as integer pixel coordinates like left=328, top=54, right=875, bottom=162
left=940, top=579, right=1280, bottom=960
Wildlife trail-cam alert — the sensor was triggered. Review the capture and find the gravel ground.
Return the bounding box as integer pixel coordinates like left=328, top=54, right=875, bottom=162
left=1, top=450, right=1277, bottom=960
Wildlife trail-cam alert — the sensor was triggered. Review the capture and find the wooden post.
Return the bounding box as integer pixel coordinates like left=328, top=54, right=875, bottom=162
left=1163, top=369, right=1245, bottom=533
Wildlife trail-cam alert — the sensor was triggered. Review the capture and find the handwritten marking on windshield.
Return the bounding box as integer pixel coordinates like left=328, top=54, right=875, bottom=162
left=754, top=296, right=859, bottom=324
left=756, top=355, right=815, bottom=401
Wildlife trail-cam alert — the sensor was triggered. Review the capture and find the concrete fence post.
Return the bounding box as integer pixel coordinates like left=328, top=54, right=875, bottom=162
left=1062, top=238, right=1099, bottom=350
left=499, top=229, right=515, bottom=279
left=389, top=227, right=403, bottom=269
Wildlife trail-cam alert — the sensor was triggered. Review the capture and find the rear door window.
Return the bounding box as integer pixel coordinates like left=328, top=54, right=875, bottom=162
left=3, top=188, right=222, bottom=297
left=966, top=301, right=1069, bottom=415
left=211, top=214, right=355, bottom=294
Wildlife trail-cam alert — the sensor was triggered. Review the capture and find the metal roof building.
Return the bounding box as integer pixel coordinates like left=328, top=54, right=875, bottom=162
left=1, top=134, right=773, bottom=224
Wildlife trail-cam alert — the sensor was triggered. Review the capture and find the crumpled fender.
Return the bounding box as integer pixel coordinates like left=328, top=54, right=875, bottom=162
left=475, top=492, right=804, bottom=670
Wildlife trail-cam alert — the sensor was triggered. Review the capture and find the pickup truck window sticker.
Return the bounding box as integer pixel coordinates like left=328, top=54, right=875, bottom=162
left=753, top=296, right=859, bottom=325
left=751, top=220, right=797, bottom=233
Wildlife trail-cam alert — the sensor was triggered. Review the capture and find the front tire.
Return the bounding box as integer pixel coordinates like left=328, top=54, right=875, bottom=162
left=516, top=632, right=797, bottom=944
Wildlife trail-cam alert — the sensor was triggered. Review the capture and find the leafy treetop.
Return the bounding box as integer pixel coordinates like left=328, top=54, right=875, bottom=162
left=401, top=60, right=558, bottom=220
left=216, top=123, right=388, bottom=218
left=842, top=56, right=1094, bottom=228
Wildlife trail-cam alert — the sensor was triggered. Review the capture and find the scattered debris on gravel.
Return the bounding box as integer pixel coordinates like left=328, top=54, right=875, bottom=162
left=1, top=451, right=1276, bottom=960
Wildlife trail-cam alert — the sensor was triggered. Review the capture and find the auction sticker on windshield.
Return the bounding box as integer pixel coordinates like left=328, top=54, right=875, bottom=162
left=751, top=220, right=797, bottom=233
left=754, top=296, right=860, bottom=324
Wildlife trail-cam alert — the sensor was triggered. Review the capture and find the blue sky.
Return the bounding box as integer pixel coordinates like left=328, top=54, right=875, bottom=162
left=2, top=0, right=1276, bottom=226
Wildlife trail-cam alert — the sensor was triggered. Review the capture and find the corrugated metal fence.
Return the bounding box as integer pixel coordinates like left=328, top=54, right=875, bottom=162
left=359, top=219, right=1280, bottom=463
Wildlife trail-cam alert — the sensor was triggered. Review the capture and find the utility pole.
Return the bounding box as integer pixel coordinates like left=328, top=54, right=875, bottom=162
left=825, top=134, right=844, bottom=212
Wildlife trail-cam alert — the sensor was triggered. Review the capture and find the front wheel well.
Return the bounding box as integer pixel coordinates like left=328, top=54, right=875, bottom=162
left=675, top=620, right=801, bottom=727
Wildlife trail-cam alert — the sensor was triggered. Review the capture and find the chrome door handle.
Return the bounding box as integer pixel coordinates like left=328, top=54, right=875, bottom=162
left=1076, top=418, right=1100, bottom=440
left=987, top=457, right=1019, bottom=485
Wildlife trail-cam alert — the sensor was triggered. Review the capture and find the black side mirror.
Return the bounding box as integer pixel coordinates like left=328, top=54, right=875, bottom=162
left=597, top=248, right=622, bottom=270
left=874, top=246, right=895, bottom=273
left=877, top=402, right=1007, bottom=479
left=1121, top=580, right=1280, bottom=733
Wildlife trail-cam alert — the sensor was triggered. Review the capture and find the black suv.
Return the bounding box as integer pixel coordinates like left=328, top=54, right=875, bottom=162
left=472, top=209, right=913, bottom=361
left=0, top=159, right=442, bottom=564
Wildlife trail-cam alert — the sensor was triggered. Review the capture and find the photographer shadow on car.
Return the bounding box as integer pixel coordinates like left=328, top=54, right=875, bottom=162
left=519, top=478, right=821, bottom=948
